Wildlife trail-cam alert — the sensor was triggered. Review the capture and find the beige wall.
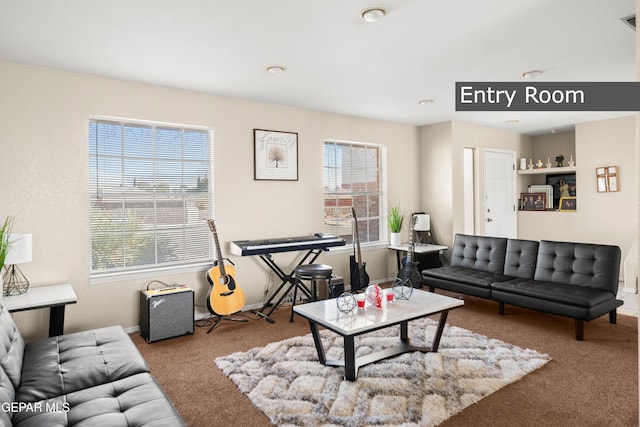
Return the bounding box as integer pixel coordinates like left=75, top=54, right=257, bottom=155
left=0, top=61, right=420, bottom=340
left=418, top=121, right=531, bottom=250
left=417, top=122, right=453, bottom=246
left=531, top=131, right=576, bottom=169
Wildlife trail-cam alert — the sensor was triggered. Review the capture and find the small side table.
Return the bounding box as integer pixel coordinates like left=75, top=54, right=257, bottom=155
left=388, top=243, right=449, bottom=272
left=4, top=283, right=77, bottom=337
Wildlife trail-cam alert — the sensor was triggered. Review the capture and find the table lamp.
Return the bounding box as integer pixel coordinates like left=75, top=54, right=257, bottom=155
left=412, top=213, right=431, bottom=245
left=2, top=233, right=32, bottom=296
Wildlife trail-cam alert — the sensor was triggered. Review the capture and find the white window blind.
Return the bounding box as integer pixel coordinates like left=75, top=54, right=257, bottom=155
left=323, top=141, right=385, bottom=245
left=89, top=117, right=213, bottom=277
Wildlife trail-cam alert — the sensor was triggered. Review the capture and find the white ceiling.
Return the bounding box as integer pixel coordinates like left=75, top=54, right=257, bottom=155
left=0, top=0, right=635, bottom=135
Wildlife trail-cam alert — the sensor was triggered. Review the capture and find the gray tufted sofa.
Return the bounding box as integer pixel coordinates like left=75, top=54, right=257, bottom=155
left=422, top=233, right=623, bottom=340
left=0, top=300, right=185, bottom=426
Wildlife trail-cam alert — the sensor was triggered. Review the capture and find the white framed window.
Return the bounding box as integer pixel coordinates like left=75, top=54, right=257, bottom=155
left=323, top=140, right=387, bottom=246
left=88, top=116, right=213, bottom=280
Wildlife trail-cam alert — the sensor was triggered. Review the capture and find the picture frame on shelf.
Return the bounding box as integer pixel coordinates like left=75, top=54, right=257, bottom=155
left=559, top=196, right=577, bottom=212
left=546, top=173, right=576, bottom=209
left=520, top=192, right=546, bottom=211
left=253, top=129, right=299, bottom=181
left=528, top=185, right=553, bottom=209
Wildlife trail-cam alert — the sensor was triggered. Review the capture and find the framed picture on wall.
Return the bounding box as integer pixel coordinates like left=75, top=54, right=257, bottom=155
left=254, top=129, right=299, bottom=181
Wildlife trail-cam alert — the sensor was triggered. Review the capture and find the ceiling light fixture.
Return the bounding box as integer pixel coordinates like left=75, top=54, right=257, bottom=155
left=521, top=70, right=542, bottom=79
left=418, top=99, right=434, bottom=105
left=506, top=120, right=520, bottom=125
left=361, top=7, right=387, bottom=23
left=266, top=65, right=286, bottom=74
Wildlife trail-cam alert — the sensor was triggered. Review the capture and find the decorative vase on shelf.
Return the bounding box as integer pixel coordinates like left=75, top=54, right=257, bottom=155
left=390, top=232, right=401, bottom=246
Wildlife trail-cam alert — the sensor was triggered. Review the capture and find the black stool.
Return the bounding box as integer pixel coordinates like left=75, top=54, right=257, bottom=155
left=290, top=264, right=333, bottom=322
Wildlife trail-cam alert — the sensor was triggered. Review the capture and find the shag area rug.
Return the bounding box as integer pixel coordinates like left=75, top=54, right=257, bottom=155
left=215, top=318, right=550, bottom=426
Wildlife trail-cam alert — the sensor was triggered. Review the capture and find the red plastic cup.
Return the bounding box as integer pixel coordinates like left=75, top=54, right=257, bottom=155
left=386, top=291, right=394, bottom=303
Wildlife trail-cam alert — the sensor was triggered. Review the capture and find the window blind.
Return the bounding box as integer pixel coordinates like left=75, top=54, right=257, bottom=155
left=323, top=141, right=385, bottom=245
left=89, top=117, right=213, bottom=277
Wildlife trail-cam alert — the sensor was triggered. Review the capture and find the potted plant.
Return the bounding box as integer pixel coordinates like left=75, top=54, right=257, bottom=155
left=0, top=216, right=13, bottom=297
left=388, top=203, right=404, bottom=246
left=0, top=216, right=12, bottom=269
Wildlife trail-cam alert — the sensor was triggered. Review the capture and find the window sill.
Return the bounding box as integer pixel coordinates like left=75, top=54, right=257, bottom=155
left=326, top=241, right=391, bottom=256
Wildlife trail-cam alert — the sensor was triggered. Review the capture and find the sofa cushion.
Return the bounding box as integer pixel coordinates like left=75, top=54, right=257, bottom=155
left=492, top=278, right=614, bottom=308
left=423, top=266, right=511, bottom=289
left=0, top=365, right=16, bottom=426
left=504, top=239, right=539, bottom=279
left=17, top=326, right=150, bottom=403
left=0, top=302, right=25, bottom=390
left=11, top=373, right=186, bottom=427
left=449, top=234, right=508, bottom=274
left=534, top=240, right=621, bottom=293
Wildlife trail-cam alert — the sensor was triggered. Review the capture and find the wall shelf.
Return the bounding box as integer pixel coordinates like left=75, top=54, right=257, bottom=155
left=517, top=166, right=576, bottom=175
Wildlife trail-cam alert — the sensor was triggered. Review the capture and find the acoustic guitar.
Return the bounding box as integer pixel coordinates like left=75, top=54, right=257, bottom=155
left=398, top=215, right=422, bottom=288
left=206, top=219, right=246, bottom=316
left=349, top=207, right=370, bottom=292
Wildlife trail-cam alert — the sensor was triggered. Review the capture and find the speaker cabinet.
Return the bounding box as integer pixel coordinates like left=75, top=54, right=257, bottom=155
left=140, top=286, right=194, bottom=343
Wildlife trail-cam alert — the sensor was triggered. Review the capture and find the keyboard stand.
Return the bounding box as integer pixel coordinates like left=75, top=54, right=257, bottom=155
left=254, top=248, right=325, bottom=323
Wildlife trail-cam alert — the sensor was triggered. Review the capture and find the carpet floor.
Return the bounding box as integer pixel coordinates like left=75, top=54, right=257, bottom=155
left=131, top=294, right=638, bottom=427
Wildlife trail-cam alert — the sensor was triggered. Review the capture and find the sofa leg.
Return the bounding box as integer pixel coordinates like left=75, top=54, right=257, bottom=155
left=609, top=309, right=617, bottom=324
left=575, top=319, right=584, bottom=341
left=498, top=302, right=504, bottom=315
left=428, top=286, right=435, bottom=293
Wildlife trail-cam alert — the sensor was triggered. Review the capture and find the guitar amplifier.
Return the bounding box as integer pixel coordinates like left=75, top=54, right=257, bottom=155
left=139, top=285, right=194, bottom=343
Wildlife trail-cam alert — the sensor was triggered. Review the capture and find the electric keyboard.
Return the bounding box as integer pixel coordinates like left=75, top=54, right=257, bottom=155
left=230, top=233, right=346, bottom=256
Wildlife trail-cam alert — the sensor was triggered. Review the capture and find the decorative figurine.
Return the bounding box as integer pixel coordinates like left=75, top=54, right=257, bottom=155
left=567, top=154, right=575, bottom=167
left=391, top=277, right=413, bottom=300
left=336, top=292, right=356, bottom=314
left=545, top=157, right=552, bottom=168
left=535, top=160, right=543, bottom=169
left=555, top=154, right=564, bottom=167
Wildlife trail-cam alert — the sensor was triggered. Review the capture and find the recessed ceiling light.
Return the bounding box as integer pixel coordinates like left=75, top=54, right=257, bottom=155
left=506, top=120, right=520, bottom=125
left=521, top=70, right=542, bottom=79
left=418, top=99, right=434, bottom=105
left=266, top=65, right=286, bottom=74
left=361, top=7, right=387, bottom=23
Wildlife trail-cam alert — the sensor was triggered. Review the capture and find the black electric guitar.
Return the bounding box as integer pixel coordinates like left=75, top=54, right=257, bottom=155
left=398, top=215, right=422, bottom=288
left=206, top=219, right=246, bottom=316
left=349, top=207, right=370, bottom=292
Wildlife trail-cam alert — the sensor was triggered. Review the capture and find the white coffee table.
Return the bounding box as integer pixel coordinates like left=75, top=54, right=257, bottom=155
left=293, top=289, right=463, bottom=381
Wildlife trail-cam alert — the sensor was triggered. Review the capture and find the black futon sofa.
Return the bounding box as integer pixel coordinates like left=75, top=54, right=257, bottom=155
left=0, top=299, right=185, bottom=426
left=422, top=234, right=623, bottom=340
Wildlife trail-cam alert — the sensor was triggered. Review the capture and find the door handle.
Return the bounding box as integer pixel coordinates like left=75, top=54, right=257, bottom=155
left=487, top=218, right=493, bottom=222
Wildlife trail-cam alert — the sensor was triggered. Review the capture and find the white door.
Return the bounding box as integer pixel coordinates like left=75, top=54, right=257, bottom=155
left=483, top=149, right=516, bottom=238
